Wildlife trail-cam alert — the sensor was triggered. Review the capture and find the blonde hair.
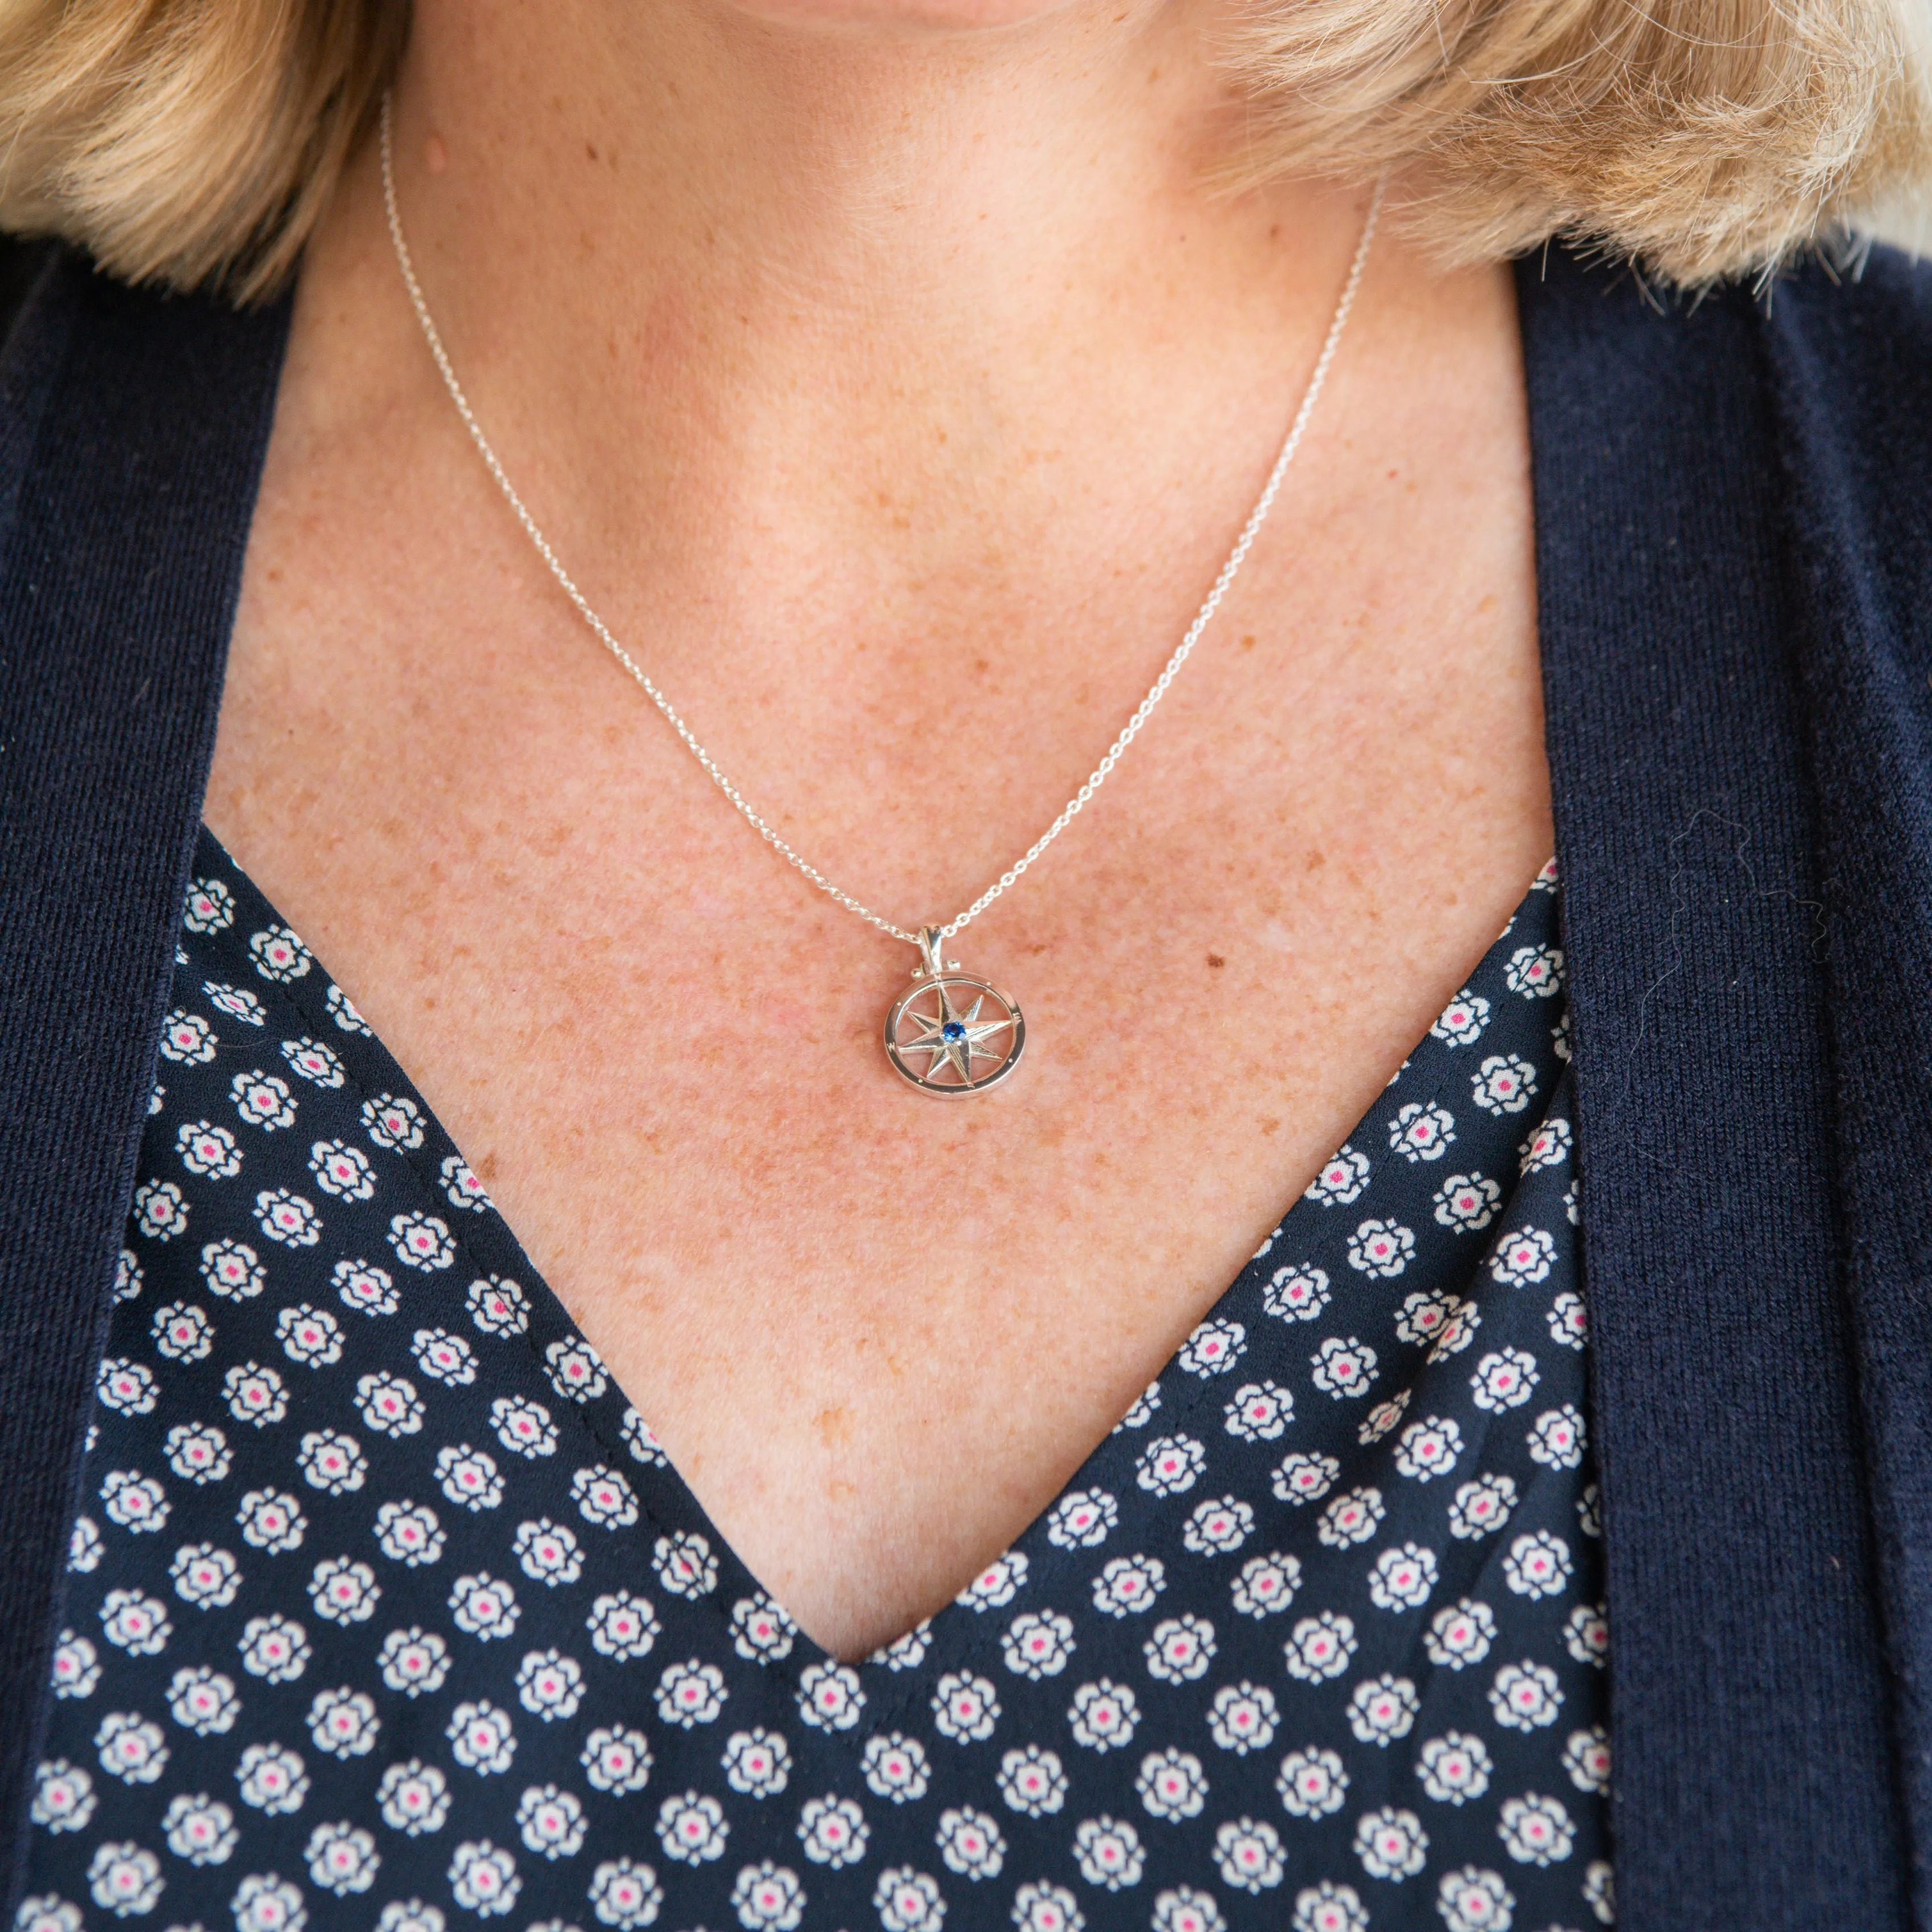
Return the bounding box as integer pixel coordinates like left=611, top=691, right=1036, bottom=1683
left=0, top=0, right=1926, bottom=296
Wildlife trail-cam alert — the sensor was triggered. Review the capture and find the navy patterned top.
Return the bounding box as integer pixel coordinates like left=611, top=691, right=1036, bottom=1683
left=22, top=831, right=1609, bottom=1932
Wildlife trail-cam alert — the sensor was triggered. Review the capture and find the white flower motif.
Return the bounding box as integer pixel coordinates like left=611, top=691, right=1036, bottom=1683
left=441, top=1153, right=492, bottom=1211
left=1432, top=1173, right=1503, bottom=1234
left=51, top=1630, right=102, bottom=1699
left=1272, top=1451, right=1340, bottom=1506
left=1292, top=1882, right=1369, bottom=1932
left=1003, top=1610, right=1075, bottom=1679
left=375, top=1901, right=442, bottom=1932
left=1355, top=1805, right=1429, bottom=1880
left=1436, top=1865, right=1515, bottom=1932
left=1317, top=1486, right=1384, bottom=1548
left=1136, top=1435, right=1205, bottom=1496
left=621, top=1407, right=669, bottom=1465
left=1471, top=1054, right=1537, bottom=1115
left=178, top=1119, right=243, bottom=1178
left=1346, top=1673, right=1419, bottom=1745
left=1283, top=1610, right=1357, bottom=1682
left=115, top=1249, right=144, bottom=1300
left=1562, top=1726, right=1612, bottom=1793
left=433, top=1442, right=503, bottom=1510
left=567, top=1464, right=639, bottom=1532
left=31, top=1759, right=96, bottom=1832
left=1046, top=1490, right=1117, bottom=1549
left=96, top=1362, right=156, bottom=1422
left=164, top=1665, right=238, bottom=1741
left=1389, top=1102, right=1456, bottom=1164
left=516, top=1649, right=585, bottom=1721
left=379, top=1759, right=452, bottom=1835
left=654, top=1530, right=718, bottom=1597
left=860, top=1733, right=926, bottom=1803
left=255, top=1187, right=322, bottom=1246
left=1490, top=1660, right=1564, bottom=1731
left=1490, top=1225, right=1557, bottom=1288
left=363, top=1093, right=425, bottom=1149
left=450, top=1572, right=522, bottom=1641
left=1136, top=1748, right=1208, bottom=1821
left=1263, top=1264, right=1331, bottom=1321
left=133, top=1178, right=188, bottom=1242
left=996, top=1744, right=1067, bottom=1816
left=369, top=1499, right=441, bottom=1567
left=409, top=1327, right=474, bottom=1386
left=101, top=1468, right=169, bottom=1533
left=1498, top=1792, right=1575, bottom=1865
left=1092, top=1554, right=1166, bottom=1617
left=205, top=982, right=268, bottom=1028
left=657, top=1789, right=730, bottom=1863
left=1304, top=1145, right=1370, bottom=1206
left=1502, top=1530, right=1572, bottom=1599
left=449, top=1839, right=520, bottom=1916
left=1367, top=1543, right=1438, bottom=1610
left=591, top=1857, right=666, bottom=1928
left=295, top=1429, right=364, bottom=1495
left=302, top=1145, right=374, bottom=1211
left=172, top=1541, right=242, bottom=1608
left=515, top=1519, right=584, bottom=1587
left=590, top=1590, right=660, bottom=1660
left=161, top=1010, right=219, bottom=1063
left=448, top=1701, right=518, bottom=1774
left=657, top=1659, right=729, bottom=1727
left=333, top=1258, right=397, bottom=1315
left=1182, top=1497, right=1254, bottom=1556
left=250, top=924, right=312, bottom=981
left=343, top=1373, right=419, bottom=1441
left=1506, top=943, right=1564, bottom=998
left=232, top=1071, right=298, bottom=1132
left=1357, top=1391, right=1412, bottom=1447
left=467, top=1274, right=528, bottom=1335
left=162, top=1790, right=237, bottom=1864
left=583, top=1726, right=653, bottom=1795
left=222, top=1361, right=288, bottom=1429
left=1528, top=1403, right=1587, bottom=1468
left=1276, top=1745, right=1348, bottom=1817
left=307, top=1819, right=380, bottom=1894
left=1222, top=1381, right=1292, bottom=1442
left=275, top=1304, right=343, bottom=1368
left=797, top=1793, right=867, bottom=1868
left=1393, top=1415, right=1463, bottom=1482
left=493, top=1396, right=559, bottom=1458
left=1178, top=1317, right=1246, bottom=1376
left=936, top=1805, right=1004, bottom=1878
left=1425, top=1599, right=1497, bottom=1670
left=1014, top=1881, right=1085, bottom=1932
left=1213, top=1817, right=1285, bottom=1893
left=1117, top=1381, right=1162, bottom=1429
left=1067, top=1678, right=1141, bottom=1752
left=238, top=1613, right=310, bottom=1682
left=379, top=1626, right=452, bottom=1695
left=544, top=1337, right=608, bottom=1401
left=1229, top=1552, right=1300, bottom=1619
left=957, top=1552, right=1028, bottom=1609
left=1548, top=1291, right=1589, bottom=1348
left=309, top=1555, right=380, bottom=1624
left=389, top=1211, right=455, bottom=1271
left=1145, top=1614, right=1217, bottom=1683
left=1073, top=1816, right=1145, bottom=1890
left=931, top=1669, right=998, bottom=1742
left=1430, top=990, right=1491, bottom=1046
left=281, top=1036, right=345, bottom=1086
left=1311, top=1336, right=1378, bottom=1398
left=1565, top=1602, right=1610, bottom=1667
left=196, top=1241, right=265, bottom=1304
left=184, top=877, right=235, bottom=931
left=873, top=1622, right=934, bottom=1668
left=235, top=1740, right=309, bottom=1813
left=1429, top=1301, right=1484, bottom=1361
left=1519, top=1116, right=1573, bottom=1172
left=99, top=1588, right=169, bottom=1656
left=86, top=1841, right=164, bottom=1917
left=232, top=1872, right=306, bottom=1932
left=731, top=1861, right=805, bottom=1930
left=1416, top=1730, right=1493, bottom=1804
left=160, top=1422, right=229, bottom=1487
left=1471, top=1348, right=1539, bottom=1412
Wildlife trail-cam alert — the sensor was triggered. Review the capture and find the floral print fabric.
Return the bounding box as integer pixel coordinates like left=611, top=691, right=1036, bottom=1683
left=23, top=832, right=1609, bottom=1932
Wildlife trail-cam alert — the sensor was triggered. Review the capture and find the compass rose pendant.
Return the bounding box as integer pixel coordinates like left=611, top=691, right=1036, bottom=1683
left=884, top=926, right=1026, bottom=1097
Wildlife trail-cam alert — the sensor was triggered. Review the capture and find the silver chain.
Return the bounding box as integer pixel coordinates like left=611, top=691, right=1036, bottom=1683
left=380, top=94, right=1380, bottom=947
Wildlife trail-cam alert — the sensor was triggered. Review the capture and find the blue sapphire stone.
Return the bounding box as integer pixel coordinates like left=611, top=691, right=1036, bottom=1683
left=941, top=1019, right=967, bottom=1043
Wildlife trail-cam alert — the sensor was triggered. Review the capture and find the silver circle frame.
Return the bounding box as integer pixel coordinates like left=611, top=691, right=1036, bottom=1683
left=884, top=974, right=1027, bottom=1097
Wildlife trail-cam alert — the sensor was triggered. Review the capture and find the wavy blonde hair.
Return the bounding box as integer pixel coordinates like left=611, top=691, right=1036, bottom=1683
left=0, top=0, right=1926, bottom=296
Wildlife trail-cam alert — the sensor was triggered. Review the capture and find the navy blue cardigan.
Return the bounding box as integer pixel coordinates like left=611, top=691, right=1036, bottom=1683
left=2, top=242, right=1930, bottom=1930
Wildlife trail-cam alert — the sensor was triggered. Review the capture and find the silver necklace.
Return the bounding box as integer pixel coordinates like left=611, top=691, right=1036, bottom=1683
left=379, top=95, right=1380, bottom=1096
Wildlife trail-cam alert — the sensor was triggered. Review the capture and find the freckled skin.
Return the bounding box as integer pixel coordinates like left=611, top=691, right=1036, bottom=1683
left=207, top=1, right=1550, bottom=1658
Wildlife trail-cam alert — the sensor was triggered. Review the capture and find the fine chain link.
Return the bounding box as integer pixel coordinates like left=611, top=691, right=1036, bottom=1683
left=379, top=93, right=1381, bottom=947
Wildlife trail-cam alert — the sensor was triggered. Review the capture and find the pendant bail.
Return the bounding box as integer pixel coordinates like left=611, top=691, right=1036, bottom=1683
left=916, top=926, right=947, bottom=981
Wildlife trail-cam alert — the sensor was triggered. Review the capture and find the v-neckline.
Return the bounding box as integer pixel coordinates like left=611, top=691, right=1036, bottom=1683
left=190, top=821, right=1554, bottom=1679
